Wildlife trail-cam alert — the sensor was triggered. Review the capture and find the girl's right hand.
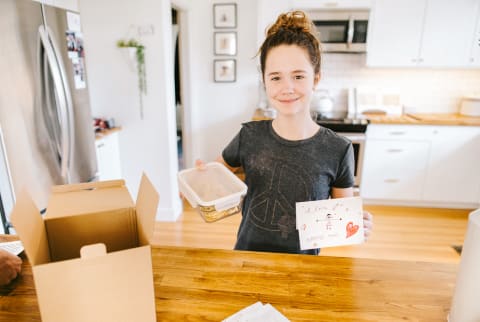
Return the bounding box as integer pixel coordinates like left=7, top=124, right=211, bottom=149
left=195, top=159, right=207, bottom=170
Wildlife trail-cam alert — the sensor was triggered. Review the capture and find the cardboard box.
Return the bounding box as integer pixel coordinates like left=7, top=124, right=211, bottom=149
left=11, top=175, right=159, bottom=322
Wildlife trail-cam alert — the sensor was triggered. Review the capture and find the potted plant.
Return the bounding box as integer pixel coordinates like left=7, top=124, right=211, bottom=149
left=117, top=39, right=147, bottom=118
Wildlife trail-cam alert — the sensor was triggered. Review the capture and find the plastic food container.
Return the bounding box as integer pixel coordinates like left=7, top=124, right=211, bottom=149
left=178, top=162, right=247, bottom=222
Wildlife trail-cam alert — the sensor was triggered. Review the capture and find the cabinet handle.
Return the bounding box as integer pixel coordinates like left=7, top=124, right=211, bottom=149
left=418, top=58, right=424, bottom=63
left=384, top=179, right=399, bottom=183
left=97, top=143, right=105, bottom=148
left=411, top=58, right=417, bottom=62
left=386, top=149, right=403, bottom=153
left=388, top=131, right=406, bottom=136
left=324, top=1, right=339, bottom=7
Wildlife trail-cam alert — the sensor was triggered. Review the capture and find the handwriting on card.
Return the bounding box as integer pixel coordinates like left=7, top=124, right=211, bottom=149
left=296, top=197, right=365, bottom=250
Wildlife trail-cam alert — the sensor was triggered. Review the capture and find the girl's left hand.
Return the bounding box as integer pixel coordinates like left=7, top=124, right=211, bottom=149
left=363, top=211, right=373, bottom=240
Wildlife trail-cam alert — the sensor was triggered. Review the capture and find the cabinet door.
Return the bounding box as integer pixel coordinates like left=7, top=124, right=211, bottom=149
left=468, top=7, right=480, bottom=67
left=95, top=133, right=122, bottom=181
left=366, top=0, right=426, bottom=67
left=361, top=139, right=430, bottom=200
left=423, top=127, right=480, bottom=204
left=420, top=0, right=479, bottom=67
left=293, top=0, right=373, bottom=9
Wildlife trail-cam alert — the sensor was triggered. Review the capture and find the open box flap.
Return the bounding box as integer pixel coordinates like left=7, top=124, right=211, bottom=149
left=136, top=174, right=159, bottom=246
left=33, top=245, right=156, bottom=322
left=50, top=179, right=125, bottom=193
left=46, top=180, right=134, bottom=219
left=10, top=189, right=50, bottom=266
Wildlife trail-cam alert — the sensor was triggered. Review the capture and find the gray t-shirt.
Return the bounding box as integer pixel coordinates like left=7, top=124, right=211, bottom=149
left=222, top=120, right=354, bottom=255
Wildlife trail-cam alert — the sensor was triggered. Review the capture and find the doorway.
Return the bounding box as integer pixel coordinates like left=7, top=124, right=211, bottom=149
left=171, top=8, right=184, bottom=169
left=170, top=1, right=192, bottom=171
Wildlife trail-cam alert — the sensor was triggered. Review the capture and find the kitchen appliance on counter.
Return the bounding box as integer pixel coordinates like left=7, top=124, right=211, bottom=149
left=352, top=86, right=403, bottom=116
left=459, top=96, right=480, bottom=117
left=0, top=0, right=97, bottom=233
left=308, top=9, right=370, bottom=53
left=311, top=89, right=334, bottom=116
left=314, top=110, right=368, bottom=191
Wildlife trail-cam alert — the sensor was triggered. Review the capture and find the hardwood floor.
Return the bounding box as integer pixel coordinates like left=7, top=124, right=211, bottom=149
left=152, top=201, right=471, bottom=264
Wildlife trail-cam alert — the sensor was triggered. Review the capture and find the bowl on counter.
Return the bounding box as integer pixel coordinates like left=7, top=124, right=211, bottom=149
left=460, top=96, right=480, bottom=117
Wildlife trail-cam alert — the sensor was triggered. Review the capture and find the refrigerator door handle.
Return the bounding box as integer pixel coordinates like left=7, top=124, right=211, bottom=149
left=42, top=52, right=63, bottom=157
left=38, top=25, right=74, bottom=183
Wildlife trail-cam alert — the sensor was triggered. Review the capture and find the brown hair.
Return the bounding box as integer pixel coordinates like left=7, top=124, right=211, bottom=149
left=259, top=11, right=321, bottom=79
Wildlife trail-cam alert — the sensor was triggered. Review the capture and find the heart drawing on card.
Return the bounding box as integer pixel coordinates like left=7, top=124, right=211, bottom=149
left=346, top=221, right=359, bottom=238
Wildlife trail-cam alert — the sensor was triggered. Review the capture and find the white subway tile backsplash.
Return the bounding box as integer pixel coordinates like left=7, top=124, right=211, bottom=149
left=319, top=53, right=480, bottom=114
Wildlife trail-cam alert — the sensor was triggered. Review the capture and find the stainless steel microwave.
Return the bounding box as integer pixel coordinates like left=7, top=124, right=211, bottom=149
left=309, top=10, right=369, bottom=53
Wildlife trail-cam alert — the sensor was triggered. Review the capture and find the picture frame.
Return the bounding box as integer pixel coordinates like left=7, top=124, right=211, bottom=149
left=214, top=59, right=236, bottom=83
left=214, top=32, right=237, bottom=56
left=213, top=3, right=237, bottom=28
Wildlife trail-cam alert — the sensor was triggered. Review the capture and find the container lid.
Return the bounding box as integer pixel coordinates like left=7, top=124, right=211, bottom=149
left=178, top=162, right=247, bottom=209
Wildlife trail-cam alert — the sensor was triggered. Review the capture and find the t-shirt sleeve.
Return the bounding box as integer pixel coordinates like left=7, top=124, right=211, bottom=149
left=333, top=143, right=355, bottom=188
left=222, top=130, right=242, bottom=168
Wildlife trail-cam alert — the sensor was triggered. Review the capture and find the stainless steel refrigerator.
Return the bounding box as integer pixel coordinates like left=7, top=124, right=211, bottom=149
left=0, top=0, right=98, bottom=233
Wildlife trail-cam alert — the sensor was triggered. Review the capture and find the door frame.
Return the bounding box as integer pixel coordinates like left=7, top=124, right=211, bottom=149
left=171, top=0, right=193, bottom=168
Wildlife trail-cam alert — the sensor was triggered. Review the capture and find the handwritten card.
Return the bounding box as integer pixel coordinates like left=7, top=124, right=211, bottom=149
left=296, top=196, right=364, bottom=250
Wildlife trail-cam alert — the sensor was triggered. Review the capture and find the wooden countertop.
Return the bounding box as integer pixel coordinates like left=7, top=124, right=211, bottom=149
left=253, top=108, right=480, bottom=126
left=95, top=127, right=121, bottom=140
left=368, top=113, right=480, bottom=126
left=0, top=241, right=458, bottom=321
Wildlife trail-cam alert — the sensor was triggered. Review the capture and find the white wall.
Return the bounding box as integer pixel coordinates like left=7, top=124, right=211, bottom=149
left=187, top=0, right=259, bottom=163
left=78, top=0, right=260, bottom=221
left=79, top=0, right=181, bottom=221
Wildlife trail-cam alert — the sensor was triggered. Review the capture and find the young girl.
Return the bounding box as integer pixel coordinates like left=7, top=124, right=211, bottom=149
left=209, top=11, right=373, bottom=255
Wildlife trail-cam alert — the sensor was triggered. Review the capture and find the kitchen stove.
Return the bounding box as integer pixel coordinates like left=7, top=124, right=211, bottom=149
left=313, top=112, right=369, bottom=190
left=315, top=113, right=369, bottom=133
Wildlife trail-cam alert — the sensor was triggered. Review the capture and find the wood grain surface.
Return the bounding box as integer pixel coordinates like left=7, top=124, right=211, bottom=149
left=253, top=108, right=480, bottom=126
left=154, top=203, right=469, bottom=264
left=0, top=237, right=458, bottom=322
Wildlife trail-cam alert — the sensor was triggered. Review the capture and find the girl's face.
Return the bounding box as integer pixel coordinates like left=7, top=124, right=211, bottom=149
left=263, top=44, right=319, bottom=117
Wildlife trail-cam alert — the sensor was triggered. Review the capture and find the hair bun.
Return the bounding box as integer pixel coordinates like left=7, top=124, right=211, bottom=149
left=266, top=11, right=315, bottom=37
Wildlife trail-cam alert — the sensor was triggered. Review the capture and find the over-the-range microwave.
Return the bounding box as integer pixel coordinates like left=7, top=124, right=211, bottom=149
left=309, top=10, right=369, bottom=53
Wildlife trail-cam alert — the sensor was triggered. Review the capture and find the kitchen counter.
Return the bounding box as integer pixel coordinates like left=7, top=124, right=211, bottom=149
left=368, top=113, right=480, bottom=126
left=95, top=126, right=121, bottom=140
left=253, top=108, right=480, bottom=126
left=0, top=236, right=458, bottom=321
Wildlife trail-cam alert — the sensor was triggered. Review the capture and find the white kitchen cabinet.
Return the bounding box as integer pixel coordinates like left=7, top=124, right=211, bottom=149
left=361, top=125, right=430, bottom=201
left=420, top=0, right=479, bottom=67
left=362, top=124, right=480, bottom=208
left=367, top=0, right=426, bottom=67
left=468, top=6, right=480, bottom=66
left=423, top=126, right=480, bottom=204
left=292, top=0, right=373, bottom=10
left=95, top=131, right=122, bottom=181
left=367, top=0, right=480, bottom=68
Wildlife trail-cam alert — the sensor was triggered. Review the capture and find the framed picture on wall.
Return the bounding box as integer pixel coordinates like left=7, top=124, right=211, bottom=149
left=213, top=3, right=237, bottom=28
left=214, top=32, right=237, bottom=56
left=214, top=59, right=236, bottom=83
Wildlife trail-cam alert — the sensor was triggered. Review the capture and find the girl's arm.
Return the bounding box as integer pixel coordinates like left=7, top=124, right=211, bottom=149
left=331, top=187, right=354, bottom=198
